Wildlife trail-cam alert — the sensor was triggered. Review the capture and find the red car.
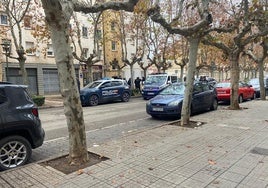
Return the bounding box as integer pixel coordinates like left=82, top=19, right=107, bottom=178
left=216, top=81, right=256, bottom=103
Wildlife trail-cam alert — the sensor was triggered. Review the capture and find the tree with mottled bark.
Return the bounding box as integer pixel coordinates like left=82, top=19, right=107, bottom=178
left=203, top=0, right=268, bottom=109
left=244, top=40, right=268, bottom=100
left=147, top=0, right=213, bottom=125
left=40, top=0, right=139, bottom=166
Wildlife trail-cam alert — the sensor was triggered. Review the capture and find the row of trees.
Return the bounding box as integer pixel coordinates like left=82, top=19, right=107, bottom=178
left=1, top=0, right=267, bottom=167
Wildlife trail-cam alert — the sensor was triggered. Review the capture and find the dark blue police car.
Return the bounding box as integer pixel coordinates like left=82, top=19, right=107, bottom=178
left=80, top=79, right=131, bottom=106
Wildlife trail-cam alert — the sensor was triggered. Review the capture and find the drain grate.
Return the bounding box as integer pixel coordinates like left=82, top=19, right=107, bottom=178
left=250, top=147, right=268, bottom=156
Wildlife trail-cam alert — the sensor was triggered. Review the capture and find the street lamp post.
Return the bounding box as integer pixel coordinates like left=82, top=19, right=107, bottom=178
left=1, top=39, right=11, bottom=81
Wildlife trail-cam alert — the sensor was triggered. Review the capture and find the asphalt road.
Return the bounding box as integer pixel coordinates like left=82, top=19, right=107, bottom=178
left=39, top=97, right=170, bottom=141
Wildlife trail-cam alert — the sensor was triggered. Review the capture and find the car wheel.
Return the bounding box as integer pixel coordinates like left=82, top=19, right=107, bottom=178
left=151, top=115, right=158, bottom=119
left=89, top=95, right=99, bottom=106
left=0, top=136, right=32, bottom=171
left=210, top=98, right=218, bottom=110
left=238, top=95, right=243, bottom=103
left=121, top=92, right=130, bottom=102
left=251, top=92, right=256, bottom=100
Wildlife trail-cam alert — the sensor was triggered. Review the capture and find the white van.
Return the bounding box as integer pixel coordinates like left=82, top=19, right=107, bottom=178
left=141, top=73, right=178, bottom=99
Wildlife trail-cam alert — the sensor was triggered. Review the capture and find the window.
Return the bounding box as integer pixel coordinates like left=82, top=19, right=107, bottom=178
left=112, top=81, right=122, bottom=87
left=82, top=48, right=88, bottom=58
left=0, top=88, right=7, bottom=105
left=47, top=44, right=54, bottom=57
left=25, top=42, right=35, bottom=55
left=111, top=41, right=116, bottom=51
left=24, top=16, right=32, bottom=29
left=0, top=14, right=8, bottom=25
left=101, top=81, right=112, bottom=88
left=111, top=22, right=115, bottom=31
left=82, top=26, right=88, bottom=38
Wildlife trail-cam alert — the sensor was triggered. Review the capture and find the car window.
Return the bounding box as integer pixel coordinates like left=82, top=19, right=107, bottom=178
left=0, top=88, right=7, bottom=105
left=85, top=81, right=102, bottom=88
left=101, top=81, right=112, bottom=88
left=194, top=83, right=203, bottom=93
left=145, top=75, right=167, bottom=85
left=160, top=84, right=185, bottom=95
left=169, top=76, right=178, bottom=83
left=201, top=83, right=210, bottom=91
left=216, top=82, right=231, bottom=88
left=111, top=81, right=122, bottom=87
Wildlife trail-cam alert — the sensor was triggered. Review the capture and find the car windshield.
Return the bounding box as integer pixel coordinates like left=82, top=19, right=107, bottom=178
left=84, top=81, right=102, bottom=88
left=159, top=84, right=185, bottom=95
left=248, top=79, right=259, bottom=85
left=216, top=82, right=231, bottom=88
left=144, top=75, right=167, bottom=85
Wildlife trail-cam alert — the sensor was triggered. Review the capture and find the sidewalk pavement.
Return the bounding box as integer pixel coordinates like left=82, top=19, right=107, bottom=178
left=1, top=100, right=268, bottom=188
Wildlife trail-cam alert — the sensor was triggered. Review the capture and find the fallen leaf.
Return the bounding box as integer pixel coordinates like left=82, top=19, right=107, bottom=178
left=86, top=170, right=94, bottom=175
left=77, top=169, right=84, bottom=175
left=148, top=167, right=154, bottom=171
left=186, top=145, right=192, bottom=148
left=208, top=159, right=216, bottom=165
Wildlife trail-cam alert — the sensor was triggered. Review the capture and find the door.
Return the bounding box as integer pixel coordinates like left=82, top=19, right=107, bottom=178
left=192, top=83, right=205, bottom=112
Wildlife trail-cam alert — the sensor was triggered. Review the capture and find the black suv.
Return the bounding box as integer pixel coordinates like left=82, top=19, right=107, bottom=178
left=0, top=83, right=45, bottom=170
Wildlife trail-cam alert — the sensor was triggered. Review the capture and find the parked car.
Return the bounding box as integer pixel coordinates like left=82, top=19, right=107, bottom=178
left=216, top=81, right=255, bottom=103
left=142, top=73, right=179, bottom=100
left=146, top=82, right=218, bottom=119
left=0, top=83, right=45, bottom=171
left=199, top=76, right=217, bottom=88
left=248, top=77, right=268, bottom=98
left=80, top=79, right=131, bottom=106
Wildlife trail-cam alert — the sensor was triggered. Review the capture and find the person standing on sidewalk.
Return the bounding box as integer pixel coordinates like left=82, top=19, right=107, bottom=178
left=134, top=77, right=141, bottom=93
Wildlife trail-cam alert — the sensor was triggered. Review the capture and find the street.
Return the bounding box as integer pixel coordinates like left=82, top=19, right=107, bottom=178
left=33, top=97, right=227, bottom=164
left=40, top=97, right=169, bottom=141
left=32, top=97, right=171, bottom=163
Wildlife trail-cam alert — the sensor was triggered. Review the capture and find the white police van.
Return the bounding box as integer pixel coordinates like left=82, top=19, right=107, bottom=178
left=141, top=73, right=178, bottom=99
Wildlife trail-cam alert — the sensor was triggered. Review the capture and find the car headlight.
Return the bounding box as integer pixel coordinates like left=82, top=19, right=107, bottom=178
left=168, top=101, right=180, bottom=106
left=146, top=100, right=151, bottom=105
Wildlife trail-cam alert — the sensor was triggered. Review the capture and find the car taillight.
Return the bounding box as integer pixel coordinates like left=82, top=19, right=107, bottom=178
left=32, top=108, right=39, bottom=117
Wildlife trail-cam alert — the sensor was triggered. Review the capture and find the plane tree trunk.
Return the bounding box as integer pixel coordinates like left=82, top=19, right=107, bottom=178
left=41, top=0, right=88, bottom=164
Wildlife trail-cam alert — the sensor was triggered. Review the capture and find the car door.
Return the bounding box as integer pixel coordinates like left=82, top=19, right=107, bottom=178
left=192, top=83, right=205, bottom=112
left=240, top=82, right=250, bottom=99
left=200, top=83, right=214, bottom=109
left=111, top=80, right=122, bottom=99
left=0, top=88, right=8, bottom=129
left=99, top=81, right=113, bottom=102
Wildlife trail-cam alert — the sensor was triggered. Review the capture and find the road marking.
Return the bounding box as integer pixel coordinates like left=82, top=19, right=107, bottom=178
left=216, top=124, right=250, bottom=130
left=44, top=117, right=151, bottom=143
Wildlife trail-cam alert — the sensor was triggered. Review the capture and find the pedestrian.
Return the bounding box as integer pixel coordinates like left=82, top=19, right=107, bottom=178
left=134, top=77, right=141, bottom=93
left=127, top=78, right=131, bottom=87
left=141, top=76, right=145, bottom=85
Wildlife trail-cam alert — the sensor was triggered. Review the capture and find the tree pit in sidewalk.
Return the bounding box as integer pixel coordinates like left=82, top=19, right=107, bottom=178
left=169, top=120, right=206, bottom=128
left=39, top=151, right=109, bottom=174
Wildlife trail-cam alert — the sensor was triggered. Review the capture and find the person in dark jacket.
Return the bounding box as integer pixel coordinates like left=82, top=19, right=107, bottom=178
left=127, top=78, right=131, bottom=87
left=134, top=77, right=141, bottom=93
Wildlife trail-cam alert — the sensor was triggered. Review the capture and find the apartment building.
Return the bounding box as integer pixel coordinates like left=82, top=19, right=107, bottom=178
left=0, top=9, right=91, bottom=95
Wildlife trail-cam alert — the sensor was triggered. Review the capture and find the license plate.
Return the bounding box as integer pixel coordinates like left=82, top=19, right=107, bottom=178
left=153, top=107, right=163, bottom=111
left=148, top=92, right=154, bottom=95
left=218, top=91, right=226, bottom=94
